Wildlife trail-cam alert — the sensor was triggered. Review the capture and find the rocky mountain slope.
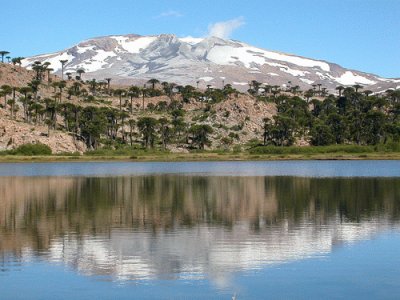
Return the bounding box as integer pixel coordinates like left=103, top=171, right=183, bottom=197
left=23, top=34, right=399, bottom=92
left=0, top=63, right=277, bottom=153
left=0, top=64, right=86, bottom=153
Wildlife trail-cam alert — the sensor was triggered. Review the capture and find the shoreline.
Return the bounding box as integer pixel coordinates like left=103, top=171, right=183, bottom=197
left=0, top=152, right=399, bottom=163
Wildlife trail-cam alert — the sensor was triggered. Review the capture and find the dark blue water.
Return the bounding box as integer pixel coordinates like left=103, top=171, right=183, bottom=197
left=0, top=161, right=399, bottom=299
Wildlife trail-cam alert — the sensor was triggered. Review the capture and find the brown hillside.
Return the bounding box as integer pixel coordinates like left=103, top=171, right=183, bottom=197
left=0, top=63, right=278, bottom=153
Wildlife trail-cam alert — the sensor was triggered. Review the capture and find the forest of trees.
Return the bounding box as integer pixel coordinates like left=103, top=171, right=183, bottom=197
left=261, top=88, right=400, bottom=147
left=0, top=56, right=399, bottom=153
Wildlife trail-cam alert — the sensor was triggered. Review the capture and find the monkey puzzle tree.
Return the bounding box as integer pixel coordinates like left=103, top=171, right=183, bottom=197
left=118, top=111, right=130, bottom=143
left=158, top=117, right=171, bottom=149
left=270, top=115, right=296, bottom=146
left=128, top=119, right=136, bottom=147
left=0, top=51, right=10, bottom=63
left=18, top=86, right=32, bottom=119
left=335, top=86, right=345, bottom=97
left=44, top=98, right=57, bottom=130
left=65, top=72, right=72, bottom=80
left=7, top=98, right=17, bottom=119
left=262, top=117, right=273, bottom=146
left=114, top=89, right=126, bottom=112
left=127, top=86, right=140, bottom=114
left=88, top=79, right=97, bottom=95
left=76, top=68, right=85, bottom=80
left=353, top=84, right=363, bottom=93
left=11, top=57, right=24, bottom=66
left=147, top=78, right=160, bottom=90
left=59, top=60, right=68, bottom=80
left=140, top=87, right=151, bottom=111
left=189, top=124, right=213, bottom=150
left=1, top=85, right=12, bottom=108
left=310, top=121, right=335, bottom=146
left=45, top=67, right=54, bottom=84
left=304, top=89, right=314, bottom=103
left=32, top=61, right=45, bottom=81
left=57, top=81, right=67, bottom=103
left=80, top=106, right=107, bottom=149
left=137, top=117, right=158, bottom=148
left=105, top=78, right=112, bottom=95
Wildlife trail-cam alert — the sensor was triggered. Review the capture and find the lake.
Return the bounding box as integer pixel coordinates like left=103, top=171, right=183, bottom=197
left=1, top=161, right=400, bottom=299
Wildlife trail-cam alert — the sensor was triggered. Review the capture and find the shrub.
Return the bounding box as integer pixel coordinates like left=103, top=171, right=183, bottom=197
left=85, top=146, right=169, bottom=156
left=233, top=145, right=242, bottom=153
left=249, top=145, right=376, bottom=155
left=85, top=147, right=134, bottom=156
left=374, top=142, right=400, bottom=152
left=9, top=143, right=52, bottom=156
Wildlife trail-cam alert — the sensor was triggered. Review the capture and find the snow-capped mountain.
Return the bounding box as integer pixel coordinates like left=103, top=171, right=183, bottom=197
left=23, top=34, right=400, bottom=92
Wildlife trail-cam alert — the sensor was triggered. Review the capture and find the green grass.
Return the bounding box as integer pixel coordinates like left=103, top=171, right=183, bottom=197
left=84, top=147, right=170, bottom=157
left=249, top=143, right=400, bottom=155
left=0, top=143, right=52, bottom=156
left=1, top=143, right=399, bottom=162
left=55, top=152, right=81, bottom=157
left=0, top=151, right=399, bottom=163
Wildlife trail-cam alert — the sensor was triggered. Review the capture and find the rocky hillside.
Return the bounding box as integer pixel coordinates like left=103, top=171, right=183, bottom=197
left=0, top=63, right=277, bottom=153
left=23, top=34, right=400, bottom=93
left=0, top=64, right=86, bottom=153
left=0, top=63, right=37, bottom=87
left=0, top=110, right=86, bottom=154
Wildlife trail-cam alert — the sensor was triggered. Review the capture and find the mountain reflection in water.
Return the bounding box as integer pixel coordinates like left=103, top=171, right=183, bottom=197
left=1, top=176, right=399, bottom=286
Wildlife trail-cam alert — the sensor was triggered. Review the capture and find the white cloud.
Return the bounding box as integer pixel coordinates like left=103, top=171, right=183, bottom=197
left=207, top=17, right=245, bottom=39
left=154, top=10, right=183, bottom=19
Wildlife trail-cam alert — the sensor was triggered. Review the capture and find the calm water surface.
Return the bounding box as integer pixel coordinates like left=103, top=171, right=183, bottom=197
left=1, top=161, right=400, bottom=299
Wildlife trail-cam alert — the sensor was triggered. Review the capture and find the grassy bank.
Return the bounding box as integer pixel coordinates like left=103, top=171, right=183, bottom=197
left=1, top=143, right=399, bottom=162
left=249, top=143, right=400, bottom=155
left=0, top=146, right=400, bottom=163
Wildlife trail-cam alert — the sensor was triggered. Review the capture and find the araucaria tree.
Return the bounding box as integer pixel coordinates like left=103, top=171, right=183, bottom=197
left=59, top=60, right=68, bottom=80
left=0, top=51, right=10, bottom=63
left=189, top=124, right=213, bottom=150
left=137, top=117, right=158, bottom=148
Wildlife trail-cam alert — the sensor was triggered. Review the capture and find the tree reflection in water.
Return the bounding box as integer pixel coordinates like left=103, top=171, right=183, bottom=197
left=0, top=176, right=399, bottom=285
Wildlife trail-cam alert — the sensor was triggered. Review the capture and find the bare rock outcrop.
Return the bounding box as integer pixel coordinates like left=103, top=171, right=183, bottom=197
left=0, top=111, right=86, bottom=154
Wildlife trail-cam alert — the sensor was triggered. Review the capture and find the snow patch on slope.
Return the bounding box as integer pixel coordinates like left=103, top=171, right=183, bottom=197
left=334, top=71, right=376, bottom=85
left=245, top=45, right=331, bottom=72
left=280, top=68, right=306, bottom=77
left=111, top=36, right=157, bottom=54
left=22, top=52, right=74, bottom=72
left=207, top=45, right=266, bottom=67
left=300, top=78, right=315, bottom=85
left=72, top=50, right=117, bottom=72
left=199, top=77, right=214, bottom=82
left=206, top=42, right=330, bottom=72
left=179, top=37, right=204, bottom=45
left=76, top=45, right=95, bottom=54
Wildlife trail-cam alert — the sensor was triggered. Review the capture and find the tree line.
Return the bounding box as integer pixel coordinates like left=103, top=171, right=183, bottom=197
left=0, top=56, right=399, bottom=152
left=261, top=87, right=399, bottom=147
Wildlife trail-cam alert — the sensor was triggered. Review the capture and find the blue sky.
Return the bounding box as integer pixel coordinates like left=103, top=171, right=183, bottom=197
left=2, top=0, right=399, bottom=78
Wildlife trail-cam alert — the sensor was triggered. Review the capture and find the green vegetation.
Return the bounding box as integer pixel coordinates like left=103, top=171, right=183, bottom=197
left=0, top=56, right=399, bottom=160
left=2, top=143, right=52, bottom=156
left=249, top=143, right=400, bottom=155
left=260, top=90, right=400, bottom=148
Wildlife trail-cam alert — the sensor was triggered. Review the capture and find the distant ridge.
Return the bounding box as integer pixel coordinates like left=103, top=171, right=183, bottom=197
left=23, top=34, right=400, bottom=92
